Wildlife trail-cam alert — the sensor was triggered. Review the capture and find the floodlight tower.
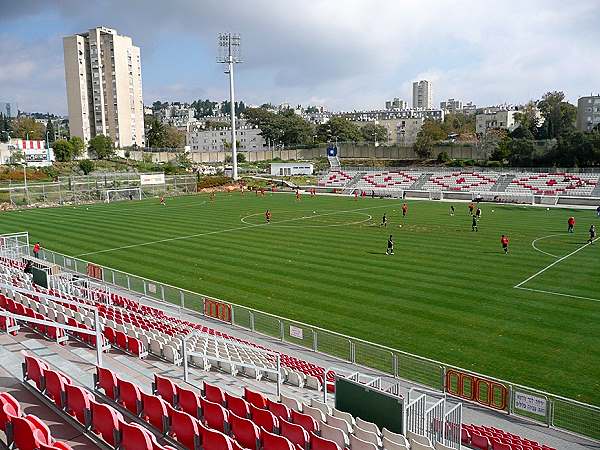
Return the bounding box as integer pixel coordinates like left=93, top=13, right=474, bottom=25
left=217, top=33, right=242, bottom=180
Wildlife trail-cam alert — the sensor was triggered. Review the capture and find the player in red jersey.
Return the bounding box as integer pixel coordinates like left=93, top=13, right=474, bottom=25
left=567, top=216, right=575, bottom=233
left=500, top=234, right=509, bottom=254
left=402, top=202, right=408, bottom=217
left=354, top=190, right=358, bottom=201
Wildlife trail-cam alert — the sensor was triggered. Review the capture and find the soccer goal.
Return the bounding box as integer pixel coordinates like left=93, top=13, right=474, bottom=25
left=104, top=187, right=142, bottom=203
left=472, top=191, right=534, bottom=205
left=539, top=195, right=559, bottom=206
left=429, top=191, right=443, bottom=200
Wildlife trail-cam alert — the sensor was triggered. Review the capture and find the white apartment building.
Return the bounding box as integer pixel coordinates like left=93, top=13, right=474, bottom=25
left=440, top=98, right=463, bottom=113
left=155, top=104, right=195, bottom=129
left=187, top=125, right=265, bottom=152
left=412, top=80, right=433, bottom=109
left=63, top=26, right=145, bottom=148
left=576, top=95, right=600, bottom=132
left=475, top=109, right=519, bottom=134
left=385, top=98, right=408, bottom=110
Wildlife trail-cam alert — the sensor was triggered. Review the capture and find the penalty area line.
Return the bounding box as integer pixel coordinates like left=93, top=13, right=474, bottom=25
left=514, top=237, right=599, bottom=288
left=514, top=286, right=600, bottom=304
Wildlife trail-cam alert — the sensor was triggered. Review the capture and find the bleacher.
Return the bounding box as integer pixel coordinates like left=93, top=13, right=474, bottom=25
left=355, top=172, right=421, bottom=191
left=318, top=171, right=356, bottom=188
left=421, top=172, right=500, bottom=192
left=0, top=253, right=569, bottom=450
left=505, top=173, right=598, bottom=197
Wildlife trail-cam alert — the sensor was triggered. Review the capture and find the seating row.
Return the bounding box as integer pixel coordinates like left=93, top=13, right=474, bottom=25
left=462, top=423, right=556, bottom=450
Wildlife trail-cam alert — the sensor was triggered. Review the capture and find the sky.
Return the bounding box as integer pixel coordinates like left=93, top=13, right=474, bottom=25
left=1, top=0, right=599, bottom=115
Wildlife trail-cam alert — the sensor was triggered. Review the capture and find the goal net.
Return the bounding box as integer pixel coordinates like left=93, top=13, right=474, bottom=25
left=472, top=191, right=534, bottom=205
left=429, top=191, right=443, bottom=200
left=539, top=195, right=559, bottom=206
left=104, top=188, right=142, bottom=203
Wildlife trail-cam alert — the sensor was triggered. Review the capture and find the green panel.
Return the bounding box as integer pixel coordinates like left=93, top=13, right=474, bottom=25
left=335, top=377, right=403, bottom=434
left=31, top=267, right=48, bottom=288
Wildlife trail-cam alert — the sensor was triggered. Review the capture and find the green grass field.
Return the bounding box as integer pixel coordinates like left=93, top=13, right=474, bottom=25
left=1, top=193, right=599, bottom=405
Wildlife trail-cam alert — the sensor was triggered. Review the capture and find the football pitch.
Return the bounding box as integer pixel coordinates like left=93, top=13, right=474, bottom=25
left=1, top=192, right=599, bottom=405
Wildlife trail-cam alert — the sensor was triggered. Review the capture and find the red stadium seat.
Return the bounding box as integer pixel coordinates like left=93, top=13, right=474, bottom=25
left=116, top=330, right=128, bottom=350
left=200, top=397, right=229, bottom=432
left=103, top=327, right=116, bottom=344
left=250, top=404, right=278, bottom=433
left=40, top=442, right=75, bottom=450
left=244, top=387, right=267, bottom=409
left=267, top=399, right=290, bottom=421
left=117, top=377, right=142, bottom=415
left=65, top=384, right=92, bottom=426
left=127, top=336, right=147, bottom=358
left=472, top=434, right=491, bottom=450
left=177, top=385, right=202, bottom=419
left=0, top=392, right=21, bottom=431
left=310, top=432, right=341, bottom=450
left=141, top=391, right=169, bottom=433
left=291, top=409, right=318, bottom=433
left=12, top=415, right=52, bottom=450
left=262, top=428, right=296, bottom=450
left=44, top=369, right=70, bottom=408
left=166, top=403, right=200, bottom=450
left=154, top=374, right=177, bottom=405
left=200, top=426, right=234, bottom=450
left=95, top=366, right=118, bottom=400
left=204, top=382, right=225, bottom=405
left=229, top=412, right=261, bottom=450
left=119, top=419, right=153, bottom=450
left=23, top=353, right=48, bottom=391
left=280, top=418, right=309, bottom=448
left=225, top=392, right=250, bottom=418
left=90, top=399, right=122, bottom=446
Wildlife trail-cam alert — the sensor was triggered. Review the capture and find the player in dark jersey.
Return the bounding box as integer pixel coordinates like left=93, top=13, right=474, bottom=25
left=450, top=205, right=455, bottom=216
left=386, top=235, right=394, bottom=255
left=471, top=215, right=478, bottom=232
left=265, top=209, right=271, bottom=223
left=589, top=225, right=596, bottom=244
left=380, top=213, right=387, bottom=227
left=475, top=207, right=482, bottom=220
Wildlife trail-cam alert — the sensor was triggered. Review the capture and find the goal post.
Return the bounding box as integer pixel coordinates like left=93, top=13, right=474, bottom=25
left=429, top=191, right=443, bottom=200
left=104, top=187, right=142, bottom=203
left=539, top=195, right=559, bottom=206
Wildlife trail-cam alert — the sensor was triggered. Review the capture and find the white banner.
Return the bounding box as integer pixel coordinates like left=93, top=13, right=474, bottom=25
left=140, top=173, right=165, bottom=185
left=514, top=391, right=547, bottom=416
left=289, top=325, right=303, bottom=340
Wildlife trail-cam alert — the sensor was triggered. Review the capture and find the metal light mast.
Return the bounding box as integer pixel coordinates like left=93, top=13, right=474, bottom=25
left=217, top=33, right=242, bottom=180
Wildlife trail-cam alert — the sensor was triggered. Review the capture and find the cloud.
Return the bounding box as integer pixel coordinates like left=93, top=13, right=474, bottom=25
left=2, top=0, right=600, bottom=113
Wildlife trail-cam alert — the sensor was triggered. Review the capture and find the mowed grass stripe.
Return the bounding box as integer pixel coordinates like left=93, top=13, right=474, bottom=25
left=1, top=194, right=599, bottom=404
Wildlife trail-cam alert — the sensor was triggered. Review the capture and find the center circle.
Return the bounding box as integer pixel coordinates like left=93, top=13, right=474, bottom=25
left=241, top=209, right=373, bottom=228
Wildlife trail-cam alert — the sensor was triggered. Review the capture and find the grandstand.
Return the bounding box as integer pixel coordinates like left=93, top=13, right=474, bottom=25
left=0, top=231, right=596, bottom=450
left=317, top=168, right=600, bottom=205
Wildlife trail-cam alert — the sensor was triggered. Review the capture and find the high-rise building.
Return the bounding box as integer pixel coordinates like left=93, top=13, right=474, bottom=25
left=576, top=95, right=600, bottom=132
left=63, top=26, right=145, bottom=148
left=440, top=98, right=463, bottom=113
left=412, top=80, right=433, bottom=109
left=385, top=98, right=407, bottom=110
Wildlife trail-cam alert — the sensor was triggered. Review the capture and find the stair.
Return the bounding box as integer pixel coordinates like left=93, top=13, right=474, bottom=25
left=342, top=172, right=366, bottom=194
left=591, top=176, right=600, bottom=197
left=490, top=174, right=515, bottom=192
left=410, top=173, right=432, bottom=190
left=327, top=155, right=341, bottom=169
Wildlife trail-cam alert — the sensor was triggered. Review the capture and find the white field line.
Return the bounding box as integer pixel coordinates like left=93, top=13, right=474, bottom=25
left=530, top=234, right=561, bottom=258
left=75, top=204, right=391, bottom=257
left=514, top=237, right=599, bottom=288
left=515, top=286, right=600, bottom=304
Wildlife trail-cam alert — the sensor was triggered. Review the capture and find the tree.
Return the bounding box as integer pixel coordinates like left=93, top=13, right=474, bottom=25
left=441, top=112, right=476, bottom=137
left=507, top=139, right=537, bottom=167
left=315, top=117, right=361, bottom=143
left=513, top=101, right=540, bottom=138
left=9, top=150, right=25, bottom=165
left=360, top=123, right=388, bottom=143
left=88, top=134, right=115, bottom=159
left=69, top=136, right=85, bottom=158
left=78, top=159, right=94, bottom=175
left=52, top=139, right=74, bottom=162
left=538, top=91, right=576, bottom=139
left=45, top=118, right=55, bottom=144
left=175, top=152, right=192, bottom=169
left=413, top=133, right=434, bottom=158
left=237, top=152, right=246, bottom=163
left=245, top=107, right=314, bottom=146
left=146, top=116, right=167, bottom=148
left=12, top=117, right=45, bottom=139
left=164, top=126, right=185, bottom=148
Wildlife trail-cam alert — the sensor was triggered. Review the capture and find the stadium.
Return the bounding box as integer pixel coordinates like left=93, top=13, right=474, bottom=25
left=0, top=160, right=599, bottom=450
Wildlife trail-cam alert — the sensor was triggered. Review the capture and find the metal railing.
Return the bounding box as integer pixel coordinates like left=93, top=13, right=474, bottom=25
left=34, top=246, right=600, bottom=442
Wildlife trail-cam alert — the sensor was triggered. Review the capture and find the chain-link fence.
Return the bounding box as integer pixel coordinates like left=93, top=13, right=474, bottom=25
left=35, top=246, right=600, bottom=442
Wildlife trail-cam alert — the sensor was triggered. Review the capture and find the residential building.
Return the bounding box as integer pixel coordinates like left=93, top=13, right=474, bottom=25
left=63, top=26, right=145, bottom=148
left=412, top=80, right=433, bottom=109
left=440, top=98, right=463, bottom=113
left=154, top=103, right=195, bottom=129
left=462, top=102, right=477, bottom=115
left=385, top=98, right=407, bottom=110
left=341, top=108, right=444, bottom=123
left=371, top=118, right=424, bottom=146
left=475, top=108, right=519, bottom=134
left=576, top=95, right=600, bottom=132
left=187, top=122, right=265, bottom=152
